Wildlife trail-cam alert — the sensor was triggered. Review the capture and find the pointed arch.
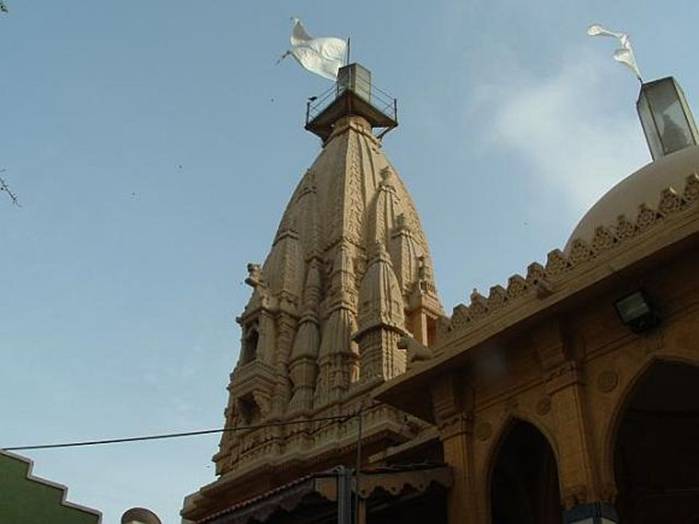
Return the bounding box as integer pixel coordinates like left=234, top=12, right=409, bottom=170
left=484, top=413, right=560, bottom=483
left=602, top=353, right=699, bottom=487
left=486, top=416, right=562, bottom=524
left=609, top=356, right=699, bottom=522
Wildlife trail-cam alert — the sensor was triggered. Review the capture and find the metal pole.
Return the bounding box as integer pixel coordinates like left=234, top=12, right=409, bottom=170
left=354, top=406, right=363, bottom=524
left=346, top=37, right=351, bottom=65
left=338, top=466, right=352, bottom=524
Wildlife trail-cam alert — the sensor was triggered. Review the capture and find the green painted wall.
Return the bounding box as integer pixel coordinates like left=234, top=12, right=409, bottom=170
left=0, top=452, right=101, bottom=524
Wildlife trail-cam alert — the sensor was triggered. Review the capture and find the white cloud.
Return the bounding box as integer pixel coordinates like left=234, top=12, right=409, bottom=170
left=474, top=47, right=650, bottom=214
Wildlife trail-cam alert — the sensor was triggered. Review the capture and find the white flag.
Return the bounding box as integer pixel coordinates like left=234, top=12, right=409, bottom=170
left=587, top=24, right=642, bottom=81
left=278, top=18, right=347, bottom=81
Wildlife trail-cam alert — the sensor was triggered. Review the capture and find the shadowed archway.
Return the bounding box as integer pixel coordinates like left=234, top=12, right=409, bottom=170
left=614, top=360, right=699, bottom=523
left=490, top=420, right=562, bottom=524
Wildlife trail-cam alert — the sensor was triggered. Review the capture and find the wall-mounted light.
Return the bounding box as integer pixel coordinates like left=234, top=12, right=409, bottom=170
left=614, top=290, right=659, bottom=333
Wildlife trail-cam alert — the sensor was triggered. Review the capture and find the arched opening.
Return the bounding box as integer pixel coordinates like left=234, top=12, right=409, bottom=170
left=614, top=361, right=699, bottom=522
left=241, top=325, right=259, bottom=364
left=490, top=420, right=562, bottom=524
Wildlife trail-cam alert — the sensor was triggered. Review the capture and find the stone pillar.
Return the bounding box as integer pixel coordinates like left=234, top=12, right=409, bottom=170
left=535, top=322, right=608, bottom=515
left=272, top=311, right=296, bottom=416
left=431, top=373, right=478, bottom=524
left=545, top=361, right=600, bottom=508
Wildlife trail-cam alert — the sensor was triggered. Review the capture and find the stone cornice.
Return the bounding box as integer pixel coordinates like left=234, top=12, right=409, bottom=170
left=444, top=173, right=698, bottom=343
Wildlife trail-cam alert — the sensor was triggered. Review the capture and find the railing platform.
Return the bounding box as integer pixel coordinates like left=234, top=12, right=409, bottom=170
left=305, top=83, right=398, bottom=142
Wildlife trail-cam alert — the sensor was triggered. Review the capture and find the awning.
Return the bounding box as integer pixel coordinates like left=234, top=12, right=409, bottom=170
left=199, top=464, right=452, bottom=524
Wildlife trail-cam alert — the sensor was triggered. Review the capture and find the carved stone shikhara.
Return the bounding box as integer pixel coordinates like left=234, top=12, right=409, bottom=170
left=185, top=116, right=445, bottom=519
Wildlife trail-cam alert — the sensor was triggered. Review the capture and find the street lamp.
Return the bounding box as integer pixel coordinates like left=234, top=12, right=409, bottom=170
left=121, top=507, right=161, bottom=524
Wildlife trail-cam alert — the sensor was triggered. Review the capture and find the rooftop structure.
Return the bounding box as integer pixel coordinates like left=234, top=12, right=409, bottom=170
left=181, top=64, right=443, bottom=522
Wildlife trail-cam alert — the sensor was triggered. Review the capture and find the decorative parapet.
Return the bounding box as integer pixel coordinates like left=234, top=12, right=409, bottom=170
left=445, top=173, right=699, bottom=335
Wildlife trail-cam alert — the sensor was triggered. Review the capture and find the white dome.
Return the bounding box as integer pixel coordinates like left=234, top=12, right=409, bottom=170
left=565, top=145, right=699, bottom=252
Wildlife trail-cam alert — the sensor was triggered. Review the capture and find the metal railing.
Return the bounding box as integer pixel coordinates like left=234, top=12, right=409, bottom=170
left=305, top=76, right=398, bottom=126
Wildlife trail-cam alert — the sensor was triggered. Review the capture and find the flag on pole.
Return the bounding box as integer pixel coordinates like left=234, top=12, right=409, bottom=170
left=277, top=18, right=347, bottom=81
left=587, top=24, right=642, bottom=82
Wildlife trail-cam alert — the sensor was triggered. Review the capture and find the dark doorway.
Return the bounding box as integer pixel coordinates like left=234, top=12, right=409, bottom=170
left=614, top=361, right=699, bottom=523
left=491, top=421, right=562, bottom=524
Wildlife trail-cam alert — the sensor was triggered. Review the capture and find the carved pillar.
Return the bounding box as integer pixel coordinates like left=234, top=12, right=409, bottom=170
left=271, top=310, right=296, bottom=417
left=257, top=310, right=278, bottom=366
left=431, top=373, right=478, bottom=524
left=535, top=322, right=604, bottom=513
left=355, top=242, right=408, bottom=383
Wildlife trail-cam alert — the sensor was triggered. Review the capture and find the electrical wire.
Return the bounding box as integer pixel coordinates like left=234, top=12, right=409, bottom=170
left=2, top=414, right=358, bottom=452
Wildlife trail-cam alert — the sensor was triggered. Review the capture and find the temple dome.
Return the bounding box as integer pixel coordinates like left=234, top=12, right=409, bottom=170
left=565, top=145, right=699, bottom=252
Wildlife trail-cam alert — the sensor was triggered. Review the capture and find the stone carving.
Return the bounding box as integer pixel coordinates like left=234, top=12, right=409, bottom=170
left=475, top=421, right=493, bottom=441
left=635, top=203, right=658, bottom=232
left=615, top=214, right=636, bottom=240
left=245, top=263, right=264, bottom=288
left=545, top=249, right=570, bottom=276
left=597, top=369, right=619, bottom=393
left=437, top=413, right=474, bottom=440
left=643, top=327, right=664, bottom=354
left=487, top=285, right=508, bottom=310
left=568, top=239, right=595, bottom=266
left=536, top=396, right=552, bottom=416
left=450, top=304, right=471, bottom=330
left=658, top=187, right=683, bottom=215
left=506, top=274, right=529, bottom=298
left=591, top=225, right=617, bottom=251
left=415, top=255, right=437, bottom=295
left=525, top=262, right=546, bottom=284
left=469, top=289, right=489, bottom=319
left=684, top=173, right=699, bottom=201
left=600, top=483, right=618, bottom=503
left=562, top=484, right=589, bottom=509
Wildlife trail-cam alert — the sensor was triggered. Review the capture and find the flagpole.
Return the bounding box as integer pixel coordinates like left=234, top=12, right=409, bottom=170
left=346, top=37, right=351, bottom=65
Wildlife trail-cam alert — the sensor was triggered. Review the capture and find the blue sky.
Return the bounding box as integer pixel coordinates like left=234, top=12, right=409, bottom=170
left=1, top=1, right=697, bottom=522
